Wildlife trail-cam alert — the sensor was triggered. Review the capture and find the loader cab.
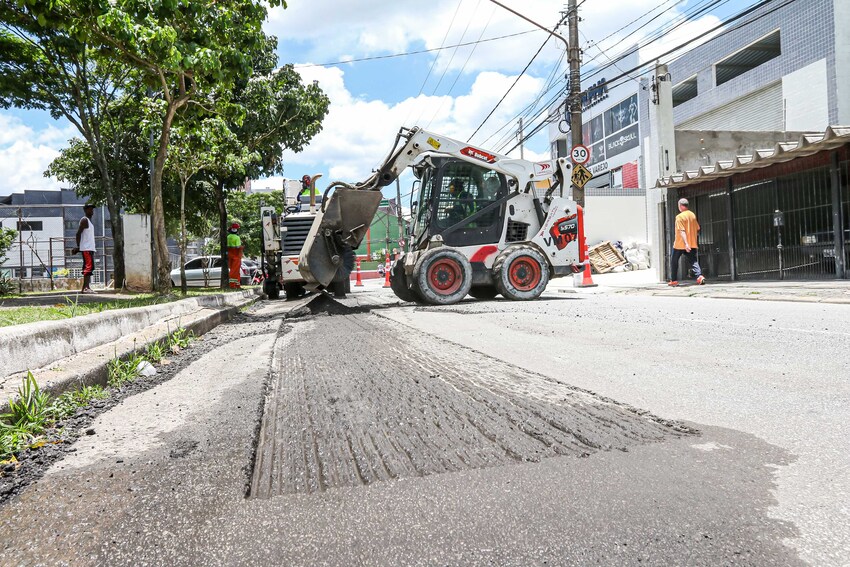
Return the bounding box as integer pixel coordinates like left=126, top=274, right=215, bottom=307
left=411, top=157, right=509, bottom=248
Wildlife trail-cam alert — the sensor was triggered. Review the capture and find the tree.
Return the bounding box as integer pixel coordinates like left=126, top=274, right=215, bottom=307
left=5, top=0, right=285, bottom=293
left=0, top=227, right=15, bottom=266
left=0, top=7, right=142, bottom=287
left=205, top=40, right=330, bottom=287
left=166, top=117, right=255, bottom=293
left=219, top=190, right=283, bottom=259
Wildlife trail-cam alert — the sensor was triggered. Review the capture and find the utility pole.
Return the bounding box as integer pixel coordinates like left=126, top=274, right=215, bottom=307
left=518, top=117, right=525, bottom=159
left=567, top=0, right=584, bottom=207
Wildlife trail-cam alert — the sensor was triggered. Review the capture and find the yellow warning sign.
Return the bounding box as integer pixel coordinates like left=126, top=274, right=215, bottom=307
left=426, top=137, right=441, bottom=150
left=571, top=163, right=592, bottom=189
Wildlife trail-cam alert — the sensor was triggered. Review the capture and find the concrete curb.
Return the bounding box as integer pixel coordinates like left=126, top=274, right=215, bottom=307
left=0, top=291, right=260, bottom=407
left=0, top=290, right=259, bottom=378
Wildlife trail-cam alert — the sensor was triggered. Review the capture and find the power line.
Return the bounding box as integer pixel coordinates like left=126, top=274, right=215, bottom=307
left=293, top=28, right=539, bottom=69
left=504, top=0, right=796, bottom=154
left=466, top=15, right=566, bottom=143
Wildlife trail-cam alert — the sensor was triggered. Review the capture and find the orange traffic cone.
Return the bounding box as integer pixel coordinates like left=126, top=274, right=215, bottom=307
left=382, top=255, right=392, bottom=288
left=354, top=257, right=364, bottom=287
left=574, top=205, right=597, bottom=288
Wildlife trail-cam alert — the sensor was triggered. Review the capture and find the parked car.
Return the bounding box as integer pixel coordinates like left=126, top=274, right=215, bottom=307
left=169, top=256, right=254, bottom=287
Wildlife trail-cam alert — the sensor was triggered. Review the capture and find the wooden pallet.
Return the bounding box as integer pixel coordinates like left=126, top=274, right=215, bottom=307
left=587, top=241, right=627, bottom=274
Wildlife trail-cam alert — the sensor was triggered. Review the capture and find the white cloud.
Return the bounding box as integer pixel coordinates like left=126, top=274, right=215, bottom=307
left=280, top=64, right=552, bottom=185
left=0, top=114, right=65, bottom=195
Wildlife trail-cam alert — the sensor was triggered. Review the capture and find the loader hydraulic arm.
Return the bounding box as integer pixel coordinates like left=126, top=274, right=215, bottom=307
left=298, top=126, right=571, bottom=288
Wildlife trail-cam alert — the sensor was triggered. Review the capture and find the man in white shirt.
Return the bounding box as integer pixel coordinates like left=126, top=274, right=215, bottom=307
left=72, top=203, right=96, bottom=294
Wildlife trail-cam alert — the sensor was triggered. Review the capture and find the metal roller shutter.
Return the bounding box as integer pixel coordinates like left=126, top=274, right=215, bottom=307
left=678, top=82, right=783, bottom=131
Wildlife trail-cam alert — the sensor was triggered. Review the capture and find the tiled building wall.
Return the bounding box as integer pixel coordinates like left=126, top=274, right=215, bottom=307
left=669, top=0, right=836, bottom=127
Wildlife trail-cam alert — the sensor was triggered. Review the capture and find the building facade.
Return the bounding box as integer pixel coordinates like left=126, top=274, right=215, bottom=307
left=0, top=189, right=114, bottom=284
left=551, top=0, right=850, bottom=280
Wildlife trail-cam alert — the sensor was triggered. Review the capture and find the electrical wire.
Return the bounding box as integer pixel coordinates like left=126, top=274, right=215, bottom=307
left=504, top=0, right=796, bottom=154
left=466, top=15, right=566, bottom=143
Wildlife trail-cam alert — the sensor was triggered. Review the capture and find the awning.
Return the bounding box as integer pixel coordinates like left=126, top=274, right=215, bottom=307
left=656, top=125, right=850, bottom=189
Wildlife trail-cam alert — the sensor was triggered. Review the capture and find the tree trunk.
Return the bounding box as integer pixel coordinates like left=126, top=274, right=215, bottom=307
left=152, top=104, right=179, bottom=293
left=215, top=179, right=229, bottom=289
left=104, top=191, right=125, bottom=289
left=179, top=179, right=188, bottom=295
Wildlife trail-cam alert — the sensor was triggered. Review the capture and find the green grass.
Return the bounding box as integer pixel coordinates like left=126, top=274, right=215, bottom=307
left=0, top=288, right=249, bottom=328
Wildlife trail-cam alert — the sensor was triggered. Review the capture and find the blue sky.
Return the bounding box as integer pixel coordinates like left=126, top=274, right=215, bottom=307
left=1, top=0, right=760, bottom=200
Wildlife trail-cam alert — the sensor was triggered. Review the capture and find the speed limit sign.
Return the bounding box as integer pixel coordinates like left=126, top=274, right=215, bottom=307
left=570, top=144, right=590, bottom=165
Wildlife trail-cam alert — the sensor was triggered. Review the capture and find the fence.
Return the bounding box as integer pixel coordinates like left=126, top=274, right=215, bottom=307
left=1, top=235, right=114, bottom=291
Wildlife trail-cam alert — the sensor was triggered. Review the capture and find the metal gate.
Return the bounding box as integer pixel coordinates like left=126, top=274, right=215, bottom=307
left=732, top=165, right=835, bottom=280
left=690, top=186, right=732, bottom=280
left=841, top=159, right=850, bottom=279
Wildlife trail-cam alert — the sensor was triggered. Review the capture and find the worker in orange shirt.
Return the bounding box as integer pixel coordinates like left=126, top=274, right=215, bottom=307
left=669, top=198, right=705, bottom=287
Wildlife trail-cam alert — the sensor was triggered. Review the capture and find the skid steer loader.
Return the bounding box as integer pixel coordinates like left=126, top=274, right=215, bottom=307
left=298, top=126, right=587, bottom=305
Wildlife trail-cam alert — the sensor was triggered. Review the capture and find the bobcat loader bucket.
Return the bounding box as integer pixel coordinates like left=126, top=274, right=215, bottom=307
left=298, top=188, right=384, bottom=288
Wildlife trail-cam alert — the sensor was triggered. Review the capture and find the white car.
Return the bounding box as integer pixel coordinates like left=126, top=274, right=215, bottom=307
left=170, top=256, right=255, bottom=287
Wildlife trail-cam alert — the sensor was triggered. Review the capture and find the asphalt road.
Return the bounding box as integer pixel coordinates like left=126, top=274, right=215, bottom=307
left=0, top=289, right=846, bottom=566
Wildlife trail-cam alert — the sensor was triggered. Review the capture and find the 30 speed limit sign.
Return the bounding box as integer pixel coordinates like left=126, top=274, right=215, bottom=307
left=570, top=144, right=590, bottom=165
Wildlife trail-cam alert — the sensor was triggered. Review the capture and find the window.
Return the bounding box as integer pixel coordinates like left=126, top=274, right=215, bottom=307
left=65, top=220, right=78, bottom=230
left=672, top=75, right=698, bottom=107
left=435, top=162, right=505, bottom=230
left=715, top=30, right=781, bottom=86
left=17, top=221, right=43, bottom=231
left=184, top=258, right=203, bottom=270
left=610, top=168, right=623, bottom=188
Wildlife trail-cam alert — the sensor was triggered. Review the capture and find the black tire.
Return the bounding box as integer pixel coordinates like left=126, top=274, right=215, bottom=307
left=283, top=282, right=305, bottom=300
left=468, top=285, right=499, bottom=300
left=264, top=279, right=280, bottom=300
left=413, top=247, right=473, bottom=305
left=493, top=245, right=550, bottom=301
left=390, top=256, right=417, bottom=302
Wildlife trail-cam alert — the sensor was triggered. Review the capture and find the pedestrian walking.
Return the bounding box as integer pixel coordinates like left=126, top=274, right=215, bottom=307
left=669, top=198, right=705, bottom=286
left=227, top=222, right=243, bottom=289
left=72, top=203, right=96, bottom=294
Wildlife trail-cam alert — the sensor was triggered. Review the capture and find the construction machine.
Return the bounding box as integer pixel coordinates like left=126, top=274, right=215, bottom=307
left=298, top=126, right=587, bottom=305
left=260, top=174, right=352, bottom=300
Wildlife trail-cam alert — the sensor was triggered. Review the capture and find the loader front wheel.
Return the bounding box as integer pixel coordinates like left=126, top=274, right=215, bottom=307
left=390, top=256, right=417, bottom=302
left=493, top=245, right=550, bottom=301
left=413, top=247, right=473, bottom=305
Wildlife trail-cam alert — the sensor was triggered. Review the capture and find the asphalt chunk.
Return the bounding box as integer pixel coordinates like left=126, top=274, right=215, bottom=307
left=250, top=310, right=694, bottom=498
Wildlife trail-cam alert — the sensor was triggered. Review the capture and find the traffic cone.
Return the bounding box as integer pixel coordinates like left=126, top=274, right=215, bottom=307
left=354, top=257, right=364, bottom=287
left=574, top=205, right=597, bottom=288
left=383, top=255, right=392, bottom=288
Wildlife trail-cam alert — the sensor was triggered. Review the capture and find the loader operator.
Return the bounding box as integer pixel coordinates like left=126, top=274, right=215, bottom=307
left=447, top=178, right=474, bottom=225
left=227, top=222, right=243, bottom=289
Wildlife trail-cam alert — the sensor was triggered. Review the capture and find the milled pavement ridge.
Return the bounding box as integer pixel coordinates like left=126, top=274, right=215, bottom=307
left=0, top=290, right=260, bottom=402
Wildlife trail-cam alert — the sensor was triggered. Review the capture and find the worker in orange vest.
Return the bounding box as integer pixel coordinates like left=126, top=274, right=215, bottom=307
left=227, top=222, right=243, bottom=289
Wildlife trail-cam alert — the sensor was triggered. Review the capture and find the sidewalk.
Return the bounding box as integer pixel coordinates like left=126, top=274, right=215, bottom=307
left=547, top=269, right=850, bottom=305
left=0, top=290, right=261, bottom=403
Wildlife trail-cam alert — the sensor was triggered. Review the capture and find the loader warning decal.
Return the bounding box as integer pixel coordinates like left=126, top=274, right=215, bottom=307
left=533, top=162, right=553, bottom=176
left=460, top=146, right=498, bottom=164
left=427, top=137, right=442, bottom=150
left=547, top=214, right=578, bottom=250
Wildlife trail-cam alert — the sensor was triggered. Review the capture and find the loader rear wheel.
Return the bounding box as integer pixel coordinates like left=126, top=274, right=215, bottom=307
left=493, top=245, right=550, bottom=301
left=390, top=256, right=417, bottom=302
left=413, top=247, right=473, bottom=305
left=468, top=285, right=499, bottom=300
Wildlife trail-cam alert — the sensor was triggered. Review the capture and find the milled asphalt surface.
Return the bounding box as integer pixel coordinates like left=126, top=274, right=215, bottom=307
left=379, top=288, right=850, bottom=566
left=0, top=282, right=846, bottom=565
